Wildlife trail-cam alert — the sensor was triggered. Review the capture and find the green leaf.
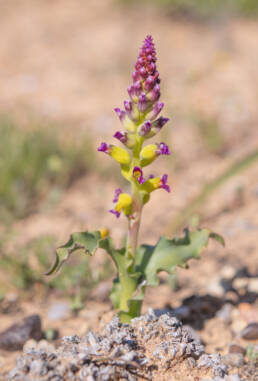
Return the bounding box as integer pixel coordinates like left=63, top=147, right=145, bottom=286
left=135, top=228, right=224, bottom=287
left=45, top=231, right=105, bottom=275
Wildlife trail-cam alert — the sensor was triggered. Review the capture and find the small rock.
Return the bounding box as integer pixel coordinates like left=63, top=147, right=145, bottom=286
left=0, top=315, right=42, bottom=351
left=228, top=344, right=246, bottom=356
left=238, top=303, right=258, bottom=323
left=216, top=304, right=232, bottom=323
left=232, top=278, right=248, bottom=290
left=248, top=278, right=258, bottom=293
left=224, top=291, right=238, bottom=304
left=241, top=322, right=258, bottom=340
left=222, top=353, right=244, bottom=368
left=172, top=306, right=191, bottom=320
left=207, top=278, right=224, bottom=297
left=220, top=266, right=236, bottom=280
left=37, top=339, right=55, bottom=352
left=23, top=339, right=37, bottom=351
left=47, top=302, right=70, bottom=321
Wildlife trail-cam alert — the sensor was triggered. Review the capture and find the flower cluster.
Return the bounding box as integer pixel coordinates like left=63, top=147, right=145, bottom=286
left=98, top=35, right=171, bottom=219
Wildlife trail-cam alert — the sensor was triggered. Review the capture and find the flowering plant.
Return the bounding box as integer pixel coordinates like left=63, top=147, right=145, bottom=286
left=46, top=36, right=224, bottom=323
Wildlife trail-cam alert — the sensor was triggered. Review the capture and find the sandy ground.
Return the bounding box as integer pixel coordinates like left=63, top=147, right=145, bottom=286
left=0, top=0, right=257, bottom=378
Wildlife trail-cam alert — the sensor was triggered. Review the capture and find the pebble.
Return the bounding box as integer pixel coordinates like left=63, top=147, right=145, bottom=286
left=216, top=304, right=232, bottom=323
left=0, top=315, right=42, bottom=351
left=222, top=353, right=244, bottom=368
left=23, top=339, right=37, bottom=351
left=47, top=302, right=70, bottom=321
left=241, top=322, right=258, bottom=340
left=172, top=305, right=191, bottom=320
left=224, top=291, right=238, bottom=304
left=228, top=344, right=246, bottom=356
left=232, top=278, right=248, bottom=290
left=207, top=278, right=224, bottom=297
left=220, top=266, right=236, bottom=280
left=248, top=278, right=258, bottom=293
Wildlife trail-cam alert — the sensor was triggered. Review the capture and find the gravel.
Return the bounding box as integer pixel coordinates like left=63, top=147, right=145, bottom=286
left=6, top=309, right=239, bottom=381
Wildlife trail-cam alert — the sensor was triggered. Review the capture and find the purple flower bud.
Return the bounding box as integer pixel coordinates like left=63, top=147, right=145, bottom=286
left=113, top=188, right=122, bottom=203
left=132, top=70, right=140, bottom=82
left=139, top=67, right=148, bottom=78
left=109, top=209, right=121, bottom=218
left=114, top=108, right=126, bottom=122
left=98, top=142, right=109, bottom=153
left=133, top=166, right=145, bottom=184
left=113, top=131, right=128, bottom=144
left=138, top=93, right=149, bottom=113
left=133, top=81, right=142, bottom=96
left=138, top=57, right=145, bottom=66
left=152, top=117, right=169, bottom=129
left=127, top=85, right=134, bottom=99
left=124, top=100, right=133, bottom=115
left=144, top=76, right=156, bottom=91
left=160, top=174, right=170, bottom=193
left=156, top=142, right=171, bottom=156
left=147, top=62, right=156, bottom=74
left=138, top=121, right=152, bottom=137
left=148, top=84, right=160, bottom=102
left=146, top=102, right=164, bottom=120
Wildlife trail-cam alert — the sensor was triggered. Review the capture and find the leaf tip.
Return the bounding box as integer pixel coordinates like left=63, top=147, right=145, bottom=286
left=209, top=232, right=225, bottom=247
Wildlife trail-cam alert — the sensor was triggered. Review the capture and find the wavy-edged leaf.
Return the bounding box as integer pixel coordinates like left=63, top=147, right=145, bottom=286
left=135, top=228, right=224, bottom=287
left=45, top=231, right=109, bottom=275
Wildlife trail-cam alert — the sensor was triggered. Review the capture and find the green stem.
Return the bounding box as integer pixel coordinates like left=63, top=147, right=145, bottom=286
left=126, top=184, right=143, bottom=258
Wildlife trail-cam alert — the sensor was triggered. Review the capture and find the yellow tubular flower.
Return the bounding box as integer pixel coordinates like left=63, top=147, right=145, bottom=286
left=140, top=144, right=157, bottom=166
left=109, top=146, right=131, bottom=165
left=110, top=192, right=133, bottom=218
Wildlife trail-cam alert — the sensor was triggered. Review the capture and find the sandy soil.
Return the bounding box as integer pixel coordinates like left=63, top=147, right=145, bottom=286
left=0, top=0, right=257, bottom=378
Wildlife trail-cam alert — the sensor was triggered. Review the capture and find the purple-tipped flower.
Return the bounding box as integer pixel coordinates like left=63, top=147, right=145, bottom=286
left=147, top=102, right=164, bottom=120
left=114, top=131, right=128, bottom=144
left=156, top=142, right=171, bottom=156
left=109, top=209, right=121, bottom=218
left=124, top=100, right=133, bottom=115
left=133, top=166, right=145, bottom=184
left=152, top=117, right=169, bottom=129
left=160, top=174, right=170, bottom=193
left=147, top=84, right=160, bottom=102
left=138, top=93, right=149, bottom=113
left=114, top=108, right=126, bottom=122
left=127, top=85, right=135, bottom=99
left=144, top=75, right=156, bottom=91
left=98, top=142, right=109, bottom=153
left=138, top=120, right=152, bottom=137
left=113, top=188, right=122, bottom=203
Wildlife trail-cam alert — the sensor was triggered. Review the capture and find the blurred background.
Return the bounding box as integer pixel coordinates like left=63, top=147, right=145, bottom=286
left=0, top=0, right=257, bottom=365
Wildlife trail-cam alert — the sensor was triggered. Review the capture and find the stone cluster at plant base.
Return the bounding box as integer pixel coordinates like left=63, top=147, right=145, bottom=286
left=7, top=310, right=243, bottom=381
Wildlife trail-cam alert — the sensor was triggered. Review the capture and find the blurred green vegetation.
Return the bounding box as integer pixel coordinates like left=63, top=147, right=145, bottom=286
left=120, top=0, right=258, bottom=18
left=0, top=232, right=113, bottom=304
left=193, top=113, right=225, bottom=155
left=0, top=117, right=95, bottom=222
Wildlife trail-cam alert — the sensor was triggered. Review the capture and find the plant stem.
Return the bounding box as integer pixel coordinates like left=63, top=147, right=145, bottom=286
left=126, top=184, right=143, bottom=259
